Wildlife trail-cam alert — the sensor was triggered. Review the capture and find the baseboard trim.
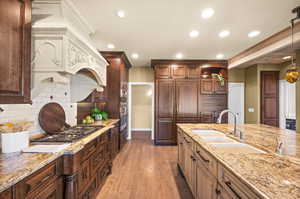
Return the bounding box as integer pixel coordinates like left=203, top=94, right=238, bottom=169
left=132, top=128, right=151, bottom=131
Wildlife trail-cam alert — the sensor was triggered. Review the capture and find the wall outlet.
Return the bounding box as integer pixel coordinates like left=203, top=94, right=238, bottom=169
left=248, top=108, right=255, bottom=113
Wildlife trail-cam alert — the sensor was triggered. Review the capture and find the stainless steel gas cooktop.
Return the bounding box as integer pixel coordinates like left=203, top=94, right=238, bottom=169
left=32, top=126, right=104, bottom=143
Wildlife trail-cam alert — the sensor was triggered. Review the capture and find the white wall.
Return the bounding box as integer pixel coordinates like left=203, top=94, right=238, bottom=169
left=280, top=80, right=296, bottom=129
left=0, top=83, right=77, bottom=136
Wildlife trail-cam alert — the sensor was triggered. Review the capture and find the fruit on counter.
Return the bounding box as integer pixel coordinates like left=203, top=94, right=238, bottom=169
left=82, top=115, right=95, bottom=124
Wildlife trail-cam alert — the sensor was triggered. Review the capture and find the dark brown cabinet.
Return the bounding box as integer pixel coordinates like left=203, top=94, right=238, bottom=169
left=156, top=79, right=174, bottom=118
left=15, top=158, right=63, bottom=199
left=111, top=125, right=120, bottom=160
left=201, top=79, right=214, bottom=94
left=152, top=60, right=228, bottom=145
left=0, top=0, right=32, bottom=104
left=176, top=79, right=198, bottom=118
left=155, top=65, right=171, bottom=79
left=172, top=65, right=186, bottom=79
left=100, top=52, right=132, bottom=151
left=0, top=188, right=12, bottom=199
left=156, top=118, right=175, bottom=144
left=200, top=79, right=228, bottom=95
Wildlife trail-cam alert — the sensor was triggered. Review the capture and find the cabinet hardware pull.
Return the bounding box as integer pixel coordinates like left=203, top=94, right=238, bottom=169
left=196, top=150, right=210, bottom=163
left=190, top=155, right=196, bottom=161
left=215, top=189, right=221, bottom=195
left=224, top=181, right=242, bottom=199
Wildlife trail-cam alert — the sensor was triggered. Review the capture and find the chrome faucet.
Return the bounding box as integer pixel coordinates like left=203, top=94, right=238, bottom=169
left=217, top=109, right=240, bottom=138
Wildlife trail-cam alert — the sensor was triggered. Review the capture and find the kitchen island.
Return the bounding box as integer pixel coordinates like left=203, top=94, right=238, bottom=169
left=177, top=123, right=300, bottom=199
left=0, top=119, right=119, bottom=198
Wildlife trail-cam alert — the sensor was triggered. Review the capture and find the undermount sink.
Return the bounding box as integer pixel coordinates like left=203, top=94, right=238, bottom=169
left=191, top=129, right=225, bottom=137
left=210, top=143, right=265, bottom=154
left=200, top=136, right=235, bottom=143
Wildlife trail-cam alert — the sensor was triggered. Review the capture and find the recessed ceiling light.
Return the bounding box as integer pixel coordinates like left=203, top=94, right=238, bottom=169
left=248, top=31, right=260, bottom=38
left=117, top=10, right=125, bottom=18
left=189, top=30, right=199, bottom=38
left=107, top=44, right=115, bottom=49
left=132, top=53, right=139, bottom=59
left=201, top=8, right=215, bottom=19
left=175, top=53, right=183, bottom=59
left=283, top=56, right=292, bottom=60
left=216, top=54, right=225, bottom=59
left=219, top=30, right=230, bottom=38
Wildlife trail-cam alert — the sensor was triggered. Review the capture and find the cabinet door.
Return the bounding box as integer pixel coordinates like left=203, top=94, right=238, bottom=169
left=78, top=160, right=91, bottom=194
left=156, top=79, right=174, bottom=117
left=155, top=118, right=175, bottom=144
left=200, top=79, right=214, bottom=95
left=172, top=65, right=186, bottom=79
left=187, top=66, right=201, bottom=79
left=155, top=65, right=171, bottom=79
left=0, top=188, right=12, bottom=199
left=176, top=79, right=198, bottom=118
left=214, top=79, right=228, bottom=94
left=196, top=160, right=217, bottom=199
left=0, top=0, right=31, bottom=104
left=177, top=133, right=185, bottom=171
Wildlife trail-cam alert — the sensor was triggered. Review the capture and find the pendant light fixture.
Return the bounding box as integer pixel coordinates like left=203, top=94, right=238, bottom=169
left=285, top=6, right=300, bottom=83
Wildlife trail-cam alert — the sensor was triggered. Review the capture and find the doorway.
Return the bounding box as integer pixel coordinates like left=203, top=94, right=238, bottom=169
left=260, top=71, right=279, bottom=127
left=128, top=82, right=154, bottom=140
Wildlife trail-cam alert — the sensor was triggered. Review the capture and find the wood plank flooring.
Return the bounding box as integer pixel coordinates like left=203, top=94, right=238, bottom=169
left=96, top=132, right=194, bottom=199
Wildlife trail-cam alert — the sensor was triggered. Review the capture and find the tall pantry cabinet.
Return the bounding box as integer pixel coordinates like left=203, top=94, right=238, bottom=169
left=100, top=52, right=132, bottom=151
left=152, top=60, right=228, bottom=145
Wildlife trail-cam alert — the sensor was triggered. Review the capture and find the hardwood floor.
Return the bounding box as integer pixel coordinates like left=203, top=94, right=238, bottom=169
left=97, top=132, right=194, bottom=199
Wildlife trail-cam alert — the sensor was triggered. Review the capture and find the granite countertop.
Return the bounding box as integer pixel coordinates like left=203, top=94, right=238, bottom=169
left=0, top=119, right=119, bottom=193
left=177, top=123, right=300, bottom=199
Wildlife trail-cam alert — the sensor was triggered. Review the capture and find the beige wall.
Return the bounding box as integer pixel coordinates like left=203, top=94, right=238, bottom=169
left=245, top=65, right=259, bottom=123
left=244, top=63, right=289, bottom=124
left=228, top=68, right=245, bottom=83
left=131, top=85, right=152, bottom=129
left=129, top=67, right=154, bottom=82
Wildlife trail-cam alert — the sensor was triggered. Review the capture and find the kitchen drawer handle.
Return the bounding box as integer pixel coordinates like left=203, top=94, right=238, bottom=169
left=196, top=151, right=210, bottom=163
left=224, top=181, right=242, bottom=199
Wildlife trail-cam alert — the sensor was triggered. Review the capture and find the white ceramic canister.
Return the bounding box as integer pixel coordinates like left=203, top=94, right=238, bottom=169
left=1, top=131, right=29, bottom=153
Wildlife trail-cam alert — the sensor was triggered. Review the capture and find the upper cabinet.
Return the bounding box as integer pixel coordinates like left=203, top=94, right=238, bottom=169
left=155, top=65, right=171, bottom=79
left=0, top=0, right=32, bottom=104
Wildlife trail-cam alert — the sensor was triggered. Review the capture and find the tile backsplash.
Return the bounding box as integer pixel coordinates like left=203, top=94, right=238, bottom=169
left=0, top=83, right=77, bottom=136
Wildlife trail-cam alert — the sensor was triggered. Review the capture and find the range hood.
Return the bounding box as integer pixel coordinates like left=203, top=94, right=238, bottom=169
left=31, top=0, right=108, bottom=99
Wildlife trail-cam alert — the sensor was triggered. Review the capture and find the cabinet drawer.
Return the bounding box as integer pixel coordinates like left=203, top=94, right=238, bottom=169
left=15, top=158, right=62, bottom=199
left=218, top=164, right=261, bottom=199
left=31, top=177, right=63, bottom=199
left=91, top=146, right=105, bottom=173
left=195, top=144, right=217, bottom=177
left=81, top=140, right=97, bottom=163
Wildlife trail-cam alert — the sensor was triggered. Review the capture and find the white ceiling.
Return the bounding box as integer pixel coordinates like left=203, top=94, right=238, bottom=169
left=71, top=0, right=300, bottom=67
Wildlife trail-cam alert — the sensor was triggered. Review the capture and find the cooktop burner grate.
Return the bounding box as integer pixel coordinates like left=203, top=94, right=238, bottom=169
left=32, top=126, right=104, bottom=143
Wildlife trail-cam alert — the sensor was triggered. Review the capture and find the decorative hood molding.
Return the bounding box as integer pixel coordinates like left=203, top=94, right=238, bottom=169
left=31, top=0, right=108, bottom=93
